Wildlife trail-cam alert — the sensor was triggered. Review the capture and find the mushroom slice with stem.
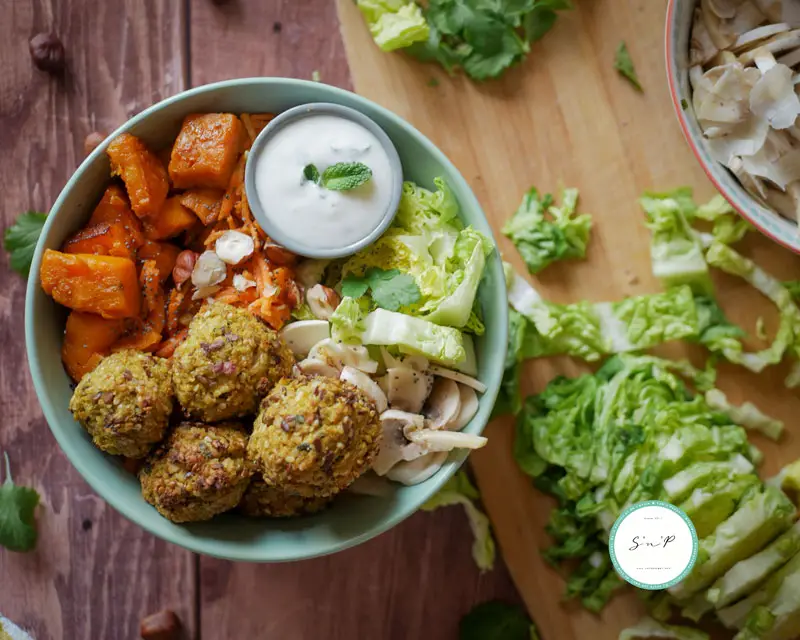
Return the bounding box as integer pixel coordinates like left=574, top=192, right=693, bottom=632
left=340, top=366, right=388, bottom=413
left=308, top=338, right=379, bottom=374
left=739, top=30, right=800, bottom=64
left=372, top=410, right=426, bottom=476
left=405, top=429, right=488, bottom=452
left=297, top=358, right=340, bottom=379
left=450, top=385, right=479, bottom=432
left=429, top=365, right=487, bottom=393
left=386, top=452, right=449, bottom=486
left=733, top=22, right=793, bottom=52
left=385, top=367, right=434, bottom=414
left=423, top=378, right=462, bottom=430
left=280, top=320, right=330, bottom=357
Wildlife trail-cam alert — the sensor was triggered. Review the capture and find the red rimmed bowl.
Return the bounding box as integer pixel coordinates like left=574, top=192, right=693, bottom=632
left=666, top=0, right=800, bottom=253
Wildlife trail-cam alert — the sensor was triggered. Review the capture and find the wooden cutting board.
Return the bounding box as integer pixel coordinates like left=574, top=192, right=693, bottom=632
left=337, top=0, right=800, bottom=636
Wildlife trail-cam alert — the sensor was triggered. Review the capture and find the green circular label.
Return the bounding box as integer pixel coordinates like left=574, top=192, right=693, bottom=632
left=608, top=500, right=698, bottom=590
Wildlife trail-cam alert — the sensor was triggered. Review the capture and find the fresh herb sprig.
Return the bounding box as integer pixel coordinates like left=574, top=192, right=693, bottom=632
left=342, top=267, right=421, bottom=311
left=4, top=211, right=47, bottom=277
left=614, top=41, right=643, bottom=92
left=0, top=452, right=40, bottom=552
left=303, top=162, right=372, bottom=191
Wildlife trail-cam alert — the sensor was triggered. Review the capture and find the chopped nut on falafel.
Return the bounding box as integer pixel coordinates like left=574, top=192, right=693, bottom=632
left=69, top=350, right=172, bottom=459
left=239, top=477, right=332, bottom=518
left=171, top=303, right=294, bottom=422
left=139, top=421, right=252, bottom=523
left=247, top=376, right=381, bottom=498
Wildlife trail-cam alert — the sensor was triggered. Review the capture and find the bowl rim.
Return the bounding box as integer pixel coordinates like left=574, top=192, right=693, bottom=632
left=664, top=0, right=800, bottom=254
left=24, top=77, right=508, bottom=562
left=244, top=102, right=404, bottom=259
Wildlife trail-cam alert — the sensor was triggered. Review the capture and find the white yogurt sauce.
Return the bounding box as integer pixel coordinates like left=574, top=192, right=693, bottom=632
left=254, top=114, right=394, bottom=252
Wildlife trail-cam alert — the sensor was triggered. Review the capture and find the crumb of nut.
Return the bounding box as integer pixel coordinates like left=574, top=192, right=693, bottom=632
left=140, top=609, right=181, bottom=640
left=84, top=132, right=105, bottom=156
left=29, top=32, right=66, bottom=73
left=623, top=269, right=639, bottom=286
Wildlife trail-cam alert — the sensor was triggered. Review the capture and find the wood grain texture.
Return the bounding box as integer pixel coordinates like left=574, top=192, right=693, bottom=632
left=338, top=0, right=800, bottom=637
left=189, top=0, right=352, bottom=89
left=0, top=2, right=196, bottom=638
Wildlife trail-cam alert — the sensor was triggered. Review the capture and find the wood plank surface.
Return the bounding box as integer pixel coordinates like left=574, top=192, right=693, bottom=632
left=337, top=0, right=800, bottom=638
left=190, top=3, right=522, bottom=638
left=0, top=2, right=197, bottom=638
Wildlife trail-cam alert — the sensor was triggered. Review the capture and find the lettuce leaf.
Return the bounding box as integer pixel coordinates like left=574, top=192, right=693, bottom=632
left=356, top=0, right=430, bottom=51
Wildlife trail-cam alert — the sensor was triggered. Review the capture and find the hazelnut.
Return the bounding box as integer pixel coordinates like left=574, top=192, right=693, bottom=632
left=306, top=284, right=340, bottom=320
left=140, top=609, right=180, bottom=640
left=172, top=250, right=198, bottom=286
left=263, top=243, right=297, bottom=266
left=84, top=132, right=105, bottom=156
left=29, top=32, right=65, bottom=74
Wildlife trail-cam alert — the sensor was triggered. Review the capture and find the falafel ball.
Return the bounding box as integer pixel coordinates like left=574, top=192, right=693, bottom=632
left=171, top=303, right=294, bottom=422
left=239, top=478, right=332, bottom=517
left=247, top=376, right=381, bottom=498
left=69, top=350, right=172, bottom=459
left=139, top=421, right=251, bottom=523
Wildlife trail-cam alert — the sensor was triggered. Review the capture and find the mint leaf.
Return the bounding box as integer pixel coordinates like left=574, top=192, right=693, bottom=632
left=303, top=164, right=320, bottom=183
left=365, top=267, right=421, bottom=311
left=341, top=274, right=370, bottom=299
left=4, top=211, right=47, bottom=277
left=0, top=452, right=40, bottom=552
left=320, top=162, right=372, bottom=191
left=614, top=41, right=643, bottom=92
left=459, top=601, right=536, bottom=640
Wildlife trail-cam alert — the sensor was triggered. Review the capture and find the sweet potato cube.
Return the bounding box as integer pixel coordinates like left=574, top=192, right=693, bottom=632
left=112, top=260, right=165, bottom=353
left=40, top=249, right=141, bottom=319
left=179, top=188, right=224, bottom=225
left=62, top=311, right=125, bottom=381
left=88, top=185, right=145, bottom=251
left=137, top=240, right=180, bottom=283
left=62, top=222, right=136, bottom=259
left=107, top=133, right=169, bottom=218
left=168, top=113, right=244, bottom=189
left=143, top=197, right=197, bottom=241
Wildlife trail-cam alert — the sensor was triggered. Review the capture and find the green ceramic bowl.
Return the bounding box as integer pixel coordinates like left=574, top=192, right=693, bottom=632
left=25, top=78, right=508, bottom=561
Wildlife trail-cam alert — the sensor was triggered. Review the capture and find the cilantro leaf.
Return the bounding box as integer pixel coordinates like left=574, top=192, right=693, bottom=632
left=365, top=267, right=421, bottom=311
left=614, top=41, right=643, bottom=92
left=0, top=453, right=40, bottom=552
left=4, top=211, right=47, bottom=277
left=459, top=601, right=538, bottom=640
left=320, top=162, right=372, bottom=191
left=303, top=164, right=320, bottom=183
left=341, top=274, right=370, bottom=299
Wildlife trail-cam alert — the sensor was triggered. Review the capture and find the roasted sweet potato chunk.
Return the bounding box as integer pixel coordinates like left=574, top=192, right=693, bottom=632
left=179, top=188, right=224, bottom=225
left=168, top=113, right=244, bottom=189
left=107, top=133, right=169, bottom=218
left=40, top=249, right=141, bottom=319
left=113, top=260, right=165, bottom=352
left=62, top=311, right=125, bottom=381
left=143, top=197, right=197, bottom=241
left=137, top=240, right=180, bottom=283
left=62, top=222, right=136, bottom=259
left=88, top=185, right=145, bottom=251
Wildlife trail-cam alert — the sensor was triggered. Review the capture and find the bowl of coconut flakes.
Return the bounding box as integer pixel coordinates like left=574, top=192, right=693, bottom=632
left=667, top=0, right=800, bottom=252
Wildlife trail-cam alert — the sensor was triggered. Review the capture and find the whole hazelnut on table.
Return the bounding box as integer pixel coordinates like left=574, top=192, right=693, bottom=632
left=29, top=32, right=66, bottom=74
left=140, top=609, right=181, bottom=640
left=84, top=132, right=105, bottom=156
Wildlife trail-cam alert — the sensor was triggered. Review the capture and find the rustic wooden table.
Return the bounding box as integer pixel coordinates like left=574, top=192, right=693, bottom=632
left=0, top=2, right=521, bottom=638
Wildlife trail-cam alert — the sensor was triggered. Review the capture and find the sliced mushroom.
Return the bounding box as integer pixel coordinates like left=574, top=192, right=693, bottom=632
left=340, top=366, right=388, bottom=413
left=308, top=339, right=379, bottom=374
left=280, top=320, right=331, bottom=357
left=386, top=367, right=434, bottom=413
left=739, top=30, right=800, bottom=64
left=295, top=259, right=330, bottom=289
left=347, top=472, right=394, bottom=497
left=297, top=358, right=340, bottom=379
left=380, top=347, right=429, bottom=371
left=386, top=452, right=448, bottom=486
left=405, top=429, right=488, bottom=452
left=372, top=410, right=426, bottom=476
left=692, top=8, right=721, bottom=65
left=733, top=22, right=792, bottom=52
left=450, top=385, right=479, bottom=432
left=429, top=365, right=487, bottom=393
left=423, top=378, right=462, bottom=430
left=306, top=284, right=341, bottom=320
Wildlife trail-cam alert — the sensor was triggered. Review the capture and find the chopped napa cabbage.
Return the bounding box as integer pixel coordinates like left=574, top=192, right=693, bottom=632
left=421, top=470, right=496, bottom=572
left=768, top=458, right=800, bottom=499
left=708, top=521, right=800, bottom=610
left=668, top=486, right=795, bottom=600
left=694, top=194, right=751, bottom=245
left=704, top=388, right=784, bottom=441
left=356, top=0, right=430, bottom=52
left=329, top=296, right=367, bottom=343
left=618, top=618, right=710, bottom=640
left=661, top=456, right=755, bottom=504
left=679, top=475, right=759, bottom=539
left=693, top=295, right=746, bottom=355
left=502, top=186, right=592, bottom=275
left=735, top=568, right=800, bottom=640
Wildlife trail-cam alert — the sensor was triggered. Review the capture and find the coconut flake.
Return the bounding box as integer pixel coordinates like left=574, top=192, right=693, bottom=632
left=694, top=63, right=755, bottom=125
left=706, top=116, right=770, bottom=162
left=192, top=284, right=221, bottom=301
left=215, top=230, right=255, bottom=265
left=232, top=274, right=256, bottom=292
left=191, top=251, right=227, bottom=288
left=750, top=63, right=800, bottom=128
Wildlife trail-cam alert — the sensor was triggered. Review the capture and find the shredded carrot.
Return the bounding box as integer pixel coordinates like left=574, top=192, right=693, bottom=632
left=154, top=328, right=188, bottom=358
left=241, top=113, right=256, bottom=146
left=249, top=113, right=275, bottom=137
left=166, top=286, right=186, bottom=336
